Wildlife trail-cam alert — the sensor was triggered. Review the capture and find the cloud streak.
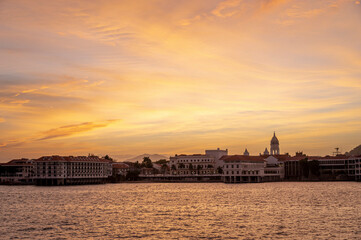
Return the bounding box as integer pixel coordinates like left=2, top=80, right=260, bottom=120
left=38, top=120, right=120, bottom=141
left=0, top=119, right=120, bottom=150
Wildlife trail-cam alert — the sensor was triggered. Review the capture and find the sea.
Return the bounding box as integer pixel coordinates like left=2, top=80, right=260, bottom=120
left=0, top=182, right=360, bottom=239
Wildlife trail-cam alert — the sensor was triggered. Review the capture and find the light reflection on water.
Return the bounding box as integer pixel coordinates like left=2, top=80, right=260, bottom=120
left=0, top=182, right=360, bottom=239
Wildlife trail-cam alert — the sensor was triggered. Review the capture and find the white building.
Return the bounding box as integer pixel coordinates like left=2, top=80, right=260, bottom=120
left=221, top=155, right=265, bottom=183
left=263, top=155, right=285, bottom=181
left=112, top=162, right=130, bottom=176
left=205, top=148, right=228, bottom=168
left=33, top=155, right=113, bottom=185
left=170, top=154, right=217, bottom=175
left=169, top=148, right=228, bottom=176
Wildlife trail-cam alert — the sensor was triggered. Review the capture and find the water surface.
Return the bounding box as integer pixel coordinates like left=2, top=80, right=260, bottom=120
left=0, top=182, right=360, bottom=239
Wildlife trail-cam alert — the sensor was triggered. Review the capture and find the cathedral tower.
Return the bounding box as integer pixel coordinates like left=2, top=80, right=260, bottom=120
left=270, top=132, right=280, bottom=155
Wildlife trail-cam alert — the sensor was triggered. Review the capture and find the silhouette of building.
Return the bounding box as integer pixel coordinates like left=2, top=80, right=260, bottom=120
left=243, top=148, right=249, bottom=156
left=270, top=132, right=280, bottom=155
left=263, top=148, right=269, bottom=156
left=0, top=159, right=34, bottom=184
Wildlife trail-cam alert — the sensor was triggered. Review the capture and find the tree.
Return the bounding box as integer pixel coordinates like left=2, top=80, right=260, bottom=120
left=104, top=155, right=113, bottom=162
left=134, top=161, right=141, bottom=169
left=142, top=157, right=153, bottom=168
left=126, top=169, right=140, bottom=181
left=171, top=165, right=176, bottom=171
left=155, top=159, right=168, bottom=165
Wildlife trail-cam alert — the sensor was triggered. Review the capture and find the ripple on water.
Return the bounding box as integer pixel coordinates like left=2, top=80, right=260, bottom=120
left=0, top=182, right=360, bottom=239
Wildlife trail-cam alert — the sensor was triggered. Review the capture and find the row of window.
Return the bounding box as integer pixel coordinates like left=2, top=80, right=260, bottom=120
left=177, top=170, right=215, bottom=175
left=224, top=164, right=262, bottom=169
left=225, top=170, right=259, bottom=175
left=178, top=159, right=212, bottom=163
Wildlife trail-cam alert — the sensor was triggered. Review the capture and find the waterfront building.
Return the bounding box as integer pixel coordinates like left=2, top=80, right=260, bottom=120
left=205, top=148, right=228, bottom=168
left=112, top=162, right=130, bottom=176
left=283, top=155, right=307, bottom=180
left=222, top=154, right=286, bottom=183
left=33, top=155, right=113, bottom=185
left=353, top=156, right=361, bottom=181
left=263, top=155, right=286, bottom=181
left=169, top=148, right=228, bottom=176
left=170, top=154, right=217, bottom=175
left=308, top=155, right=357, bottom=180
left=0, top=159, right=34, bottom=184
left=222, top=155, right=265, bottom=183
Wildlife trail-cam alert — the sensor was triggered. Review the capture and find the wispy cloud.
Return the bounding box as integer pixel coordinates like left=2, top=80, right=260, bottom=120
left=38, top=120, right=120, bottom=141
left=0, top=119, right=120, bottom=149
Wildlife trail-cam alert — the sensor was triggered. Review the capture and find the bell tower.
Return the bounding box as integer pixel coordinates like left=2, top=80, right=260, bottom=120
left=270, top=132, right=280, bottom=155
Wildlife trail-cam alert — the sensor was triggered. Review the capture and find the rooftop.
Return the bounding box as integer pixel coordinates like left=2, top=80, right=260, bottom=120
left=35, top=155, right=112, bottom=163
left=220, top=155, right=266, bottom=163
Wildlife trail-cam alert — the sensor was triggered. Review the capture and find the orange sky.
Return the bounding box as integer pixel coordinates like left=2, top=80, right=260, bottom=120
left=0, top=0, right=361, bottom=161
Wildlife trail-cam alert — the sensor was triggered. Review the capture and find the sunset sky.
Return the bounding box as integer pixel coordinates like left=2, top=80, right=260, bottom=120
left=0, top=0, right=361, bottom=161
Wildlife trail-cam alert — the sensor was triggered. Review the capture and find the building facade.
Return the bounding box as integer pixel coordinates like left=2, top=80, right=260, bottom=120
left=0, top=159, right=34, bottom=184
left=170, top=154, right=217, bottom=175
left=222, top=155, right=265, bottom=183
left=33, top=156, right=113, bottom=185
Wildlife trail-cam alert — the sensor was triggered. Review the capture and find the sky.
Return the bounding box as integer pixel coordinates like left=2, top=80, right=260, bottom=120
left=0, top=0, right=361, bottom=161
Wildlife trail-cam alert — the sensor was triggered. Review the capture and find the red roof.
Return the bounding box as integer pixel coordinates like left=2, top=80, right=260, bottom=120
left=308, top=155, right=349, bottom=160
left=220, top=155, right=266, bottom=163
left=112, top=163, right=129, bottom=169
left=279, top=156, right=307, bottom=161
left=1, top=159, right=33, bottom=166
left=35, top=156, right=112, bottom=163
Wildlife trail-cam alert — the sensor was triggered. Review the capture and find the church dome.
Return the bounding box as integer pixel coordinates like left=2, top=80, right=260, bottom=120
left=271, top=132, right=279, bottom=145
left=244, top=148, right=249, bottom=156
left=264, top=148, right=269, bottom=155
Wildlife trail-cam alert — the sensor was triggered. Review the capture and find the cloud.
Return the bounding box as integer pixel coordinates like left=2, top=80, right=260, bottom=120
left=38, top=120, right=120, bottom=141
left=211, top=0, right=243, bottom=17
left=0, top=119, right=120, bottom=151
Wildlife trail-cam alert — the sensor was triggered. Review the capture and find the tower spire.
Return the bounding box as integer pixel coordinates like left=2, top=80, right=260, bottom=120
left=270, top=132, right=280, bottom=155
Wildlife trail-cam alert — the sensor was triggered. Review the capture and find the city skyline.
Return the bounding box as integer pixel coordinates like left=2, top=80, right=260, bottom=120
left=1, top=0, right=361, bottom=161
